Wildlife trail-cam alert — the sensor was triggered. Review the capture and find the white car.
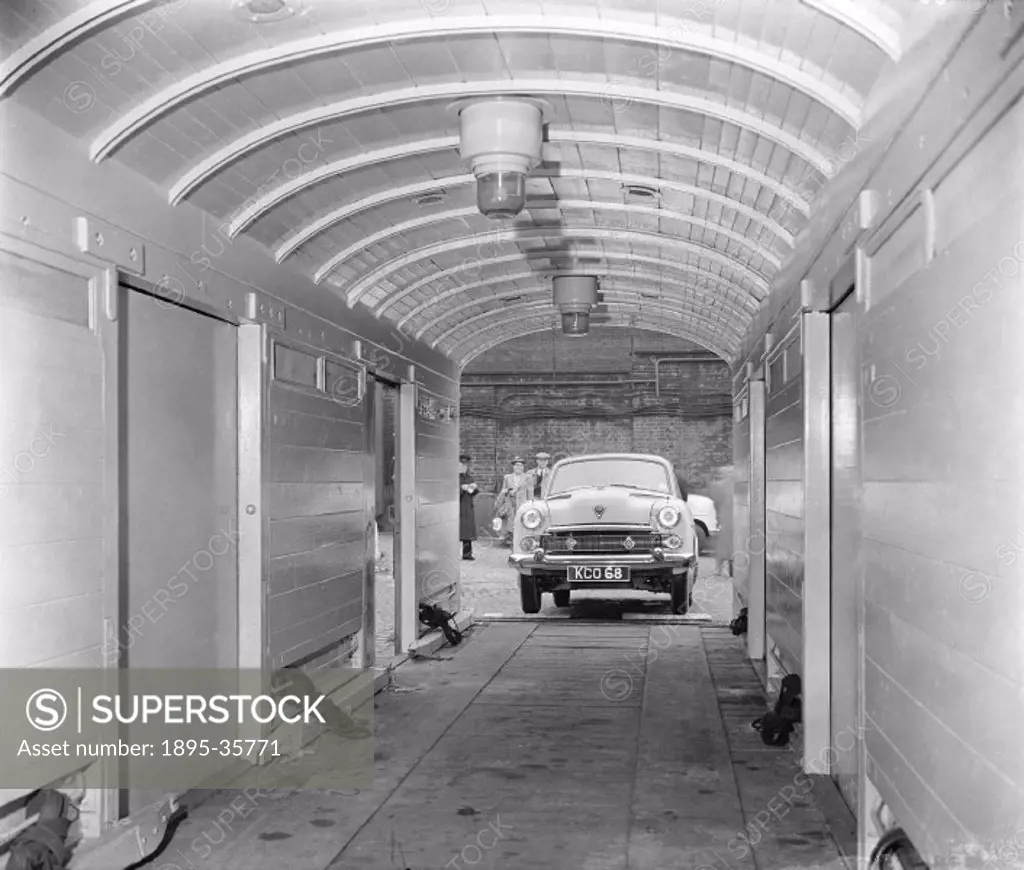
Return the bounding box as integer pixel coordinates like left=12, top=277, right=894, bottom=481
left=507, top=453, right=699, bottom=614
left=686, top=494, right=719, bottom=554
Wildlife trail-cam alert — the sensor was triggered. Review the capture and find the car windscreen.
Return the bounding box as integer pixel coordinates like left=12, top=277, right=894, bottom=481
left=547, top=459, right=672, bottom=495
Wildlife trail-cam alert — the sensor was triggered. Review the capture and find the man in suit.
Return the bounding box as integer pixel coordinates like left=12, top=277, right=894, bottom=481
left=458, top=454, right=479, bottom=560
left=529, top=451, right=552, bottom=499
left=494, top=456, right=530, bottom=545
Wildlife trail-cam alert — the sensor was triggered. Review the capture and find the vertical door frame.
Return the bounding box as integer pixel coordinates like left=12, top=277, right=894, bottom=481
left=853, top=248, right=870, bottom=862
left=236, top=322, right=268, bottom=744
left=746, top=376, right=767, bottom=663
left=394, top=376, right=418, bottom=654
left=802, top=309, right=832, bottom=774
left=355, top=376, right=377, bottom=670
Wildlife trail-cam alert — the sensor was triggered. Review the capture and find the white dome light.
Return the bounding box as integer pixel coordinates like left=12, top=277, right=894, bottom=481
left=453, top=98, right=549, bottom=219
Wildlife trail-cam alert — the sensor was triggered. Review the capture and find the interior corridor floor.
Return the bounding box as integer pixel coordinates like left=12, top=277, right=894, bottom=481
left=152, top=623, right=850, bottom=870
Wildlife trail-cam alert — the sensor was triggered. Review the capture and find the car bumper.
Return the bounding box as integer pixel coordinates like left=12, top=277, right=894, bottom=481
left=508, top=552, right=696, bottom=574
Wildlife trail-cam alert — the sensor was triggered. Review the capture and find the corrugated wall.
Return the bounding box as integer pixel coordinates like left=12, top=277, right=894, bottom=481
left=859, top=94, right=1023, bottom=860
left=416, top=385, right=459, bottom=618
left=764, top=324, right=804, bottom=675
left=266, top=341, right=368, bottom=668
left=726, top=11, right=1024, bottom=864
left=731, top=378, right=751, bottom=611
left=0, top=248, right=106, bottom=669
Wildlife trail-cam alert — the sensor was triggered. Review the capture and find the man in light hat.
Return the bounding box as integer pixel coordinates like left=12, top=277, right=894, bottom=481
left=529, top=451, right=552, bottom=499
left=494, top=456, right=530, bottom=545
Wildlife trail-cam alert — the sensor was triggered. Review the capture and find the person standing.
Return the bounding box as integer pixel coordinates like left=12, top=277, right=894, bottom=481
left=529, top=451, right=552, bottom=499
left=458, top=454, right=479, bottom=560
left=709, top=464, right=734, bottom=576
left=494, top=456, right=530, bottom=545
left=671, top=460, right=689, bottom=501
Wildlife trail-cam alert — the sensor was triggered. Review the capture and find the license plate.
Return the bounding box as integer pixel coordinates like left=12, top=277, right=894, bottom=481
left=570, top=565, right=630, bottom=581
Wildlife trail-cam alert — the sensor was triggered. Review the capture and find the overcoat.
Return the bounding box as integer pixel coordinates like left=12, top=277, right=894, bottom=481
left=459, top=471, right=477, bottom=540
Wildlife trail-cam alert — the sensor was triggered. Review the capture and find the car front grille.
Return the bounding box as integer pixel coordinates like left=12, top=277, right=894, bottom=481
left=540, top=530, right=662, bottom=555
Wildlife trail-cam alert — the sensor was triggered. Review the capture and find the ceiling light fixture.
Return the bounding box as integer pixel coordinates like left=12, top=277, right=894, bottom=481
left=450, top=97, right=551, bottom=220
left=553, top=275, right=599, bottom=336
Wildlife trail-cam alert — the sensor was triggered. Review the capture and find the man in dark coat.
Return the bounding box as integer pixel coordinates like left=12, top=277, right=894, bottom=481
left=458, top=454, right=478, bottom=560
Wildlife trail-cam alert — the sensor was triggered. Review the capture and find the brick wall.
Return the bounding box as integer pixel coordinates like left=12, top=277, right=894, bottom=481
left=459, top=328, right=733, bottom=494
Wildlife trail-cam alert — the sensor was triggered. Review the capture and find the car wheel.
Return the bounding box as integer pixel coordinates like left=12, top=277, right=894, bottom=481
left=553, top=589, right=570, bottom=607
left=520, top=576, right=541, bottom=614
left=695, top=524, right=708, bottom=555
left=671, top=574, right=689, bottom=615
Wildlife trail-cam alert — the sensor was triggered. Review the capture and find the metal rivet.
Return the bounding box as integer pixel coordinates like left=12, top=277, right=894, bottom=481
left=94, top=232, right=104, bottom=245
left=128, top=247, right=137, bottom=261
left=246, top=505, right=256, bottom=515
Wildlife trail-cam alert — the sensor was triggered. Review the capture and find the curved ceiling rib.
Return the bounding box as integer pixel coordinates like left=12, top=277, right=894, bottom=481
left=341, top=228, right=770, bottom=305
left=447, top=309, right=740, bottom=363
left=404, top=267, right=759, bottom=338
left=248, top=134, right=808, bottom=245
left=419, top=284, right=754, bottom=345
left=318, top=203, right=782, bottom=283
left=168, top=79, right=836, bottom=206
left=439, top=300, right=743, bottom=353
left=379, top=250, right=760, bottom=321
left=272, top=170, right=794, bottom=261
left=0, top=0, right=159, bottom=98
left=91, top=14, right=860, bottom=162
left=459, top=319, right=731, bottom=368
left=800, top=0, right=901, bottom=61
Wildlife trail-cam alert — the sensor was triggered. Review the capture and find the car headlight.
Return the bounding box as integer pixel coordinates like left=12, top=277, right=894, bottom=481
left=657, top=505, right=680, bottom=528
left=665, top=535, right=683, bottom=549
left=521, top=508, right=543, bottom=530
left=521, top=536, right=537, bottom=551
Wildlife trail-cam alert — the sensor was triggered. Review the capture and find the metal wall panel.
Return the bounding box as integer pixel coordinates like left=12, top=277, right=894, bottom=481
left=802, top=311, right=831, bottom=775
left=415, top=385, right=460, bottom=619
left=266, top=343, right=366, bottom=668
left=0, top=241, right=116, bottom=824
left=765, top=339, right=804, bottom=678
left=731, top=387, right=751, bottom=612
left=859, top=94, right=1024, bottom=861
left=724, top=8, right=1024, bottom=864
left=747, top=380, right=767, bottom=663
left=122, top=288, right=238, bottom=671
left=829, top=291, right=860, bottom=812
left=0, top=247, right=106, bottom=668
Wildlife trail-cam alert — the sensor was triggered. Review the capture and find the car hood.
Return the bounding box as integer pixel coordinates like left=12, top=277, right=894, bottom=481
left=542, top=486, right=668, bottom=527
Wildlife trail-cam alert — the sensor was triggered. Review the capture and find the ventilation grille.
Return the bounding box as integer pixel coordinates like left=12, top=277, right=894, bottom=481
left=623, top=184, right=659, bottom=200
left=414, top=190, right=448, bottom=207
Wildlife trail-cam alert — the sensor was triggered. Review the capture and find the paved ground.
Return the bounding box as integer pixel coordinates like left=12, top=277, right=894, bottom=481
left=374, top=531, right=736, bottom=661
left=156, top=623, right=849, bottom=869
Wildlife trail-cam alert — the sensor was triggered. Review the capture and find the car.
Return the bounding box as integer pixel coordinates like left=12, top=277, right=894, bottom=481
left=686, top=493, right=719, bottom=554
left=507, top=453, right=699, bottom=615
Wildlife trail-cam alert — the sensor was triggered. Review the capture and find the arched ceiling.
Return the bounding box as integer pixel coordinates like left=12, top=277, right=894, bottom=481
left=0, top=0, right=944, bottom=366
